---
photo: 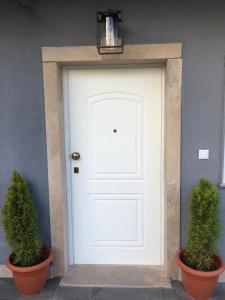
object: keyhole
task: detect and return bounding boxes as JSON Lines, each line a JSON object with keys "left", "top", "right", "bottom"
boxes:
{"left": 113, "top": 129, "right": 117, "bottom": 133}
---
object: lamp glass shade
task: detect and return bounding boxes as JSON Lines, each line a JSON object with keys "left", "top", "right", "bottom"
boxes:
{"left": 97, "top": 10, "right": 123, "bottom": 54}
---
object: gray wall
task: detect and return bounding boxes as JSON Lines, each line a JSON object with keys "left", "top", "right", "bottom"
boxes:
{"left": 0, "top": 0, "right": 225, "bottom": 263}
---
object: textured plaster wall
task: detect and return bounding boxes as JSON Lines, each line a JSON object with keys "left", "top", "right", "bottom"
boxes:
{"left": 0, "top": 0, "right": 225, "bottom": 262}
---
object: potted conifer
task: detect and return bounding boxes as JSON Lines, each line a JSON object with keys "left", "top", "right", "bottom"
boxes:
{"left": 176, "top": 178, "right": 225, "bottom": 300}
{"left": 2, "top": 171, "right": 53, "bottom": 296}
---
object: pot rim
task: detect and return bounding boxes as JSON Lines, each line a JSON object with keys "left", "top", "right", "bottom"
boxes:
{"left": 6, "top": 246, "right": 53, "bottom": 273}
{"left": 176, "top": 250, "right": 225, "bottom": 278}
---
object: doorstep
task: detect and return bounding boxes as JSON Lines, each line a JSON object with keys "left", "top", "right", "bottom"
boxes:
{"left": 60, "top": 265, "right": 171, "bottom": 288}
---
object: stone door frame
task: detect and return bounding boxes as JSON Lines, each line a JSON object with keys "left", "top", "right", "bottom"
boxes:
{"left": 41, "top": 43, "right": 182, "bottom": 278}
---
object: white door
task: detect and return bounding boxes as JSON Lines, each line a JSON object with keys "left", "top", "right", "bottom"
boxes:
{"left": 66, "top": 67, "right": 164, "bottom": 265}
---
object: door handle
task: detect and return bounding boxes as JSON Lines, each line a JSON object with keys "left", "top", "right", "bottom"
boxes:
{"left": 71, "top": 152, "right": 80, "bottom": 160}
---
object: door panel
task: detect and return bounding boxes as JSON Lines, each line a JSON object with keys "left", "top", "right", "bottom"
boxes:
{"left": 67, "top": 67, "right": 164, "bottom": 265}
{"left": 88, "top": 93, "right": 143, "bottom": 179}
{"left": 89, "top": 194, "right": 143, "bottom": 247}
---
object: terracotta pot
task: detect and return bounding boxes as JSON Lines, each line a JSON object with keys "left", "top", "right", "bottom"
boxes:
{"left": 176, "top": 250, "right": 225, "bottom": 300}
{"left": 6, "top": 246, "right": 53, "bottom": 297}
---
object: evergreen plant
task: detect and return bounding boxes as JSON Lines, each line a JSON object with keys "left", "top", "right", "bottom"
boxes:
{"left": 183, "top": 178, "right": 221, "bottom": 271}
{"left": 2, "top": 171, "right": 43, "bottom": 267}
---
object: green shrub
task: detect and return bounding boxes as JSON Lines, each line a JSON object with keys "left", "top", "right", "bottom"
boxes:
{"left": 183, "top": 178, "right": 221, "bottom": 271}
{"left": 2, "top": 171, "right": 43, "bottom": 267}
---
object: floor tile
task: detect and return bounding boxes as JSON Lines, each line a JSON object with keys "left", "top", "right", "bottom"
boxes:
{"left": 212, "top": 284, "right": 225, "bottom": 300}
{"left": 0, "top": 277, "right": 60, "bottom": 299}
{"left": 171, "top": 280, "right": 193, "bottom": 299}
{"left": 0, "top": 278, "right": 21, "bottom": 299}
{"left": 91, "top": 287, "right": 161, "bottom": 300}
{"left": 0, "top": 278, "right": 224, "bottom": 300}
{"left": 160, "top": 288, "right": 192, "bottom": 299}
{"left": 54, "top": 286, "right": 91, "bottom": 300}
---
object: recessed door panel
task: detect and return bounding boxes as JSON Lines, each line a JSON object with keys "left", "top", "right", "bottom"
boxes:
{"left": 88, "top": 93, "right": 143, "bottom": 179}
{"left": 89, "top": 194, "right": 143, "bottom": 247}
{"left": 66, "top": 67, "right": 164, "bottom": 265}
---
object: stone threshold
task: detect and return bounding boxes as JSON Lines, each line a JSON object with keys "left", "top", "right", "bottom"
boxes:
{"left": 60, "top": 265, "right": 171, "bottom": 288}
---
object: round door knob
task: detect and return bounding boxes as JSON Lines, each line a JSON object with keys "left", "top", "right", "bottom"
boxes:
{"left": 71, "top": 152, "right": 80, "bottom": 160}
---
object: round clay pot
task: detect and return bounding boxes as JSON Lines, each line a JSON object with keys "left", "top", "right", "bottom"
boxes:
{"left": 176, "top": 250, "right": 225, "bottom": 300}
{"left": 6, "top": 246, "right": 53, "bottom": 297}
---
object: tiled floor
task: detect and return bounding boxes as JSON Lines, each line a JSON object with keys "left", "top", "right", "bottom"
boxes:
{"left": 0, "top": 278, "right": 224, "bottom": 299}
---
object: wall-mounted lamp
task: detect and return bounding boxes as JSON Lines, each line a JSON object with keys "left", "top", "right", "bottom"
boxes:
{"left": 96, "top": 9, "right": 123, "bottom": 54}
